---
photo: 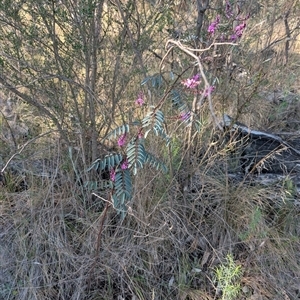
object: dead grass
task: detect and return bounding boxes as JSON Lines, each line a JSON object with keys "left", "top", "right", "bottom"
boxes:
{"left": 1, "top": 132, "right": 300, "bottom": 299}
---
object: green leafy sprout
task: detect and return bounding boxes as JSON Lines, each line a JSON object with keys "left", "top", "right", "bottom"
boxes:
{"left": 214, "top": 254, "right": 243, "bottom": 300}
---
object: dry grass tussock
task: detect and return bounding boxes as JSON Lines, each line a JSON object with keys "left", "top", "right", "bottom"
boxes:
{"left": 1, "top": 127, "right": 300, "bottom": 300}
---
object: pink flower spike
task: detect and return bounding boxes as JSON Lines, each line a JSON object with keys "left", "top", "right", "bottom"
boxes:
{"left": 182, "top": 74, "right": 200, "bottom": 89}
{"left": 204, "top": 86, "right": 215, "bottom": 97}
{"left": 208, "top": 15, "right": 220, "bottom": 34}
{"left": 110, "top": 168, "right": 116, "bottom": 181}
{"left": 192, "top": 74, "right": 200, "bottom": 81}
{"left": 135, "top": 92, "right": 144, "bottom": 106}
{"left": 138, "top": 129, "right": 143, "bottom": 139}
{"left": 118, "top": 134, "right": 126, "bottom": 147}
{"left": 121, "top": 159, "right": 129, "bottom": 170}
{"left": 235, "top": 22, "right": 246, "bottom": 38}
{"left": 230, "top": 34, "right": 238, "bottom": 42}
{"left": 180, "top": 111, "right": 191, "bottom": 121}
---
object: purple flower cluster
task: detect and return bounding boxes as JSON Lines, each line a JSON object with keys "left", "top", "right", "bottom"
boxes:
{"left": 182, "top": 74, "right": 200, "bottom": 89}
{"left": 231, "top": 22, "right": 246, "bottom": 41}
{"left": 118, "top": 134, "right": 126, "bottom": 147}
{"left": 110, "top": 168, "right": 116, "bottom": 181}
{"left": 135, "top": 92, "right": 144, "bottom": 106}
{"left": 225, "top": 1, "right": 233, "bottom": 19}
{"left": 207, "top": 2, "right": 249, "bottom": 42}
{"left": 179, "top": 111, "right": 191, "bottom": 121}
{"left": 208, "top": 15, "right": 220, "bottom": 34}
{"left": 109, "top": 159, "right": 128, "bottom": 181}
{"left": 121, "top": 159, "right": 129, "bottom": 170}
{"left": 204, "top": 86, "right": 215, "bottom": 97}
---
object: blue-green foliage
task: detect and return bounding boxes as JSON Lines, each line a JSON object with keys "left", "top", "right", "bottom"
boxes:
{"left": 112, "top": 169, "right": 132, "bottom": 219}
{"left": 145, "top": 151, "right": 168, "bottom": 173}
{"left": 88, "top": 153, "right": 123, "bottom": 172}
{"left": 87, "top": 153, "right": 123, "bottom": 195}
{"left": 171, "top": 89, "right": 184, "bottom": 108}
{"left": 84, "top": 179, "right": 114, "bottom": 191}
{"left": 126, "top": 138, "right": 146, "bottom": 175}
{"left": 88, "top": 70, "right": 197, "bottom": 217}
{"left": 141, "top": 74, "right": 163, "bottom": 89}
{"left": 171, "top": 89, "right": 188, "bottom": 112}
{"left": 89, "top": 111, "right": 168, "bottom": 217}
{"left": 142, "top": 107, "right": 170, "bottom": 145}
{"left": 105, "top": 124, "right": 129, "bottom": 140}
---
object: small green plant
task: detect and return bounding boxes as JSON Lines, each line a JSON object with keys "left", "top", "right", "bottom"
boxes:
{"left": 283, "top": 176, "right": 297, "bottom": 199}
{"left": 239, "top": 205, "right": 264, "bottom": 241}
{"left": 214, "top": 254, "right": 243, "bottom": 300}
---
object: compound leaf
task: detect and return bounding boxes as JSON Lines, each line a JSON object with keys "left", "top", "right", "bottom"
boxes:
{"left": 88, "top": 153, "right": 123, "bottom": 172}
{"left": 106, "top": 124, "right": 129, "bottom": 140}
{"left": 112, "top": 169, "right": 133, "bottom": 218}
{"left": 141, "top": 74, "right": 163, "bottom": 89}
{"left": 126, "top": 139, "right": 146, "bottom": 175}
{"left": 145, "top": 152, "right": 168, "bottom": 173}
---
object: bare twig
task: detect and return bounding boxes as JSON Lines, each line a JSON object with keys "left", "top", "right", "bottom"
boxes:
{"left": 166, "top": 39, "right": 223, "bottom": 132}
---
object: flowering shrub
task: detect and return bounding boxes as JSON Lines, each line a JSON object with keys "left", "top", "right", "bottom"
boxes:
{"left": 88, "top": 1, "right": 250, "bottom": 218}
{"left": 207, "top": 1, "right": 249, "bottom": 43}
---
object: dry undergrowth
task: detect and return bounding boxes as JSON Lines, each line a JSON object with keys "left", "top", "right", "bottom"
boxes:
{"left": 1, "top": 118, "right": 300, "bottom": 300}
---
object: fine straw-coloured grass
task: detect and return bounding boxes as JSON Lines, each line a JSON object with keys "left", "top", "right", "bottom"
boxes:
{"left": 1, "top": 122, "right": 300, "bottom": 299}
